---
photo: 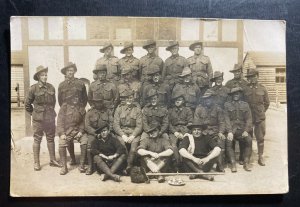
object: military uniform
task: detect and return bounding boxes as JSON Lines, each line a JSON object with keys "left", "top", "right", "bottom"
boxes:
{"left": 244, "top": 76, "right": 269, "bottom": 165}
{"left": 163, "top": 54, "right": 188, "bottom": 88}
{"left": 25, "top": 66, "right": 60, "bottom": 171}
{"left": 57, "top": 95, "right": 87, "bottom": 175}
{"left": 119, "top": 56, "right": 140, "bottom": 80}
{"left": 224, "top": 87, "right": 253, "bottom": 172}
{"left": 139, "top": 54, "right": 164, "bottom": 84}
{"left": 172, "top": 82, "right": 200, "bottom": 111}
{"left": 95, "top": 56, "right": 120, "bottom": 83}
{"left": 88, "top": 79, "right": 119, "bottom": 111}
{"left": 114, "top": 98, "right": 143, "bottom": 170}
{"left": 211, "top": 85, "right": 230, "bottom": 108}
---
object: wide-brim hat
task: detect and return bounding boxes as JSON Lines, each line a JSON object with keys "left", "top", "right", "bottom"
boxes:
{"left": 146, "top": 89, "right": 158, "bottom": 99}
{"left": 93, "top": 64, "right": 107, "bottom": 74}
{"left": 229, "top": 63, "right": 243, "bottom": 73}
{"left": 179, "top": 67, "right": 192, "bottom": 77}
{"left": 202, "top": 89, "right": 216, "bottom": 98}
{"left": 187, "top": 120, "right": 207, "bottom": 130}
{"left": 100, "top": 42, "right": 113, "bottom": 53}
{"left": 189, "top": 41, "right": 203, "bottom": 51}
{"left": 171, "top": 91, "right": 185, "bottom": 100}
{"left": 61, "top": 62, "right": 77, "bottom": 75}
{"left": 120, "top": 42, "right": 134, "bottom": 54}
{"left": 33, "top": 65, "right": 48, "bottom": 81}
{"left": 229, "top": 87, "right": 243, "bottom": 95}
{"left": 119, "top": 85, "right": 133, "bottom": 97}
{"left": 143, "top": 40, "right": 156, "bottom": 49}
{"left": 147, "top": 64, "right": 161, "bottom": 76}
{"left": 210, "top": 71, "right": 224, "bottom": 82}
{"left": 166, "top": 40, "right": 179, "bottom": 51}
{"left": 145, "top": 125, "right": 160, "bottom": 134}
{"left": 95, "top": 123, "right": 109, "bottom": 134}
{"left": 245, "top": 68, "right": 259, "bottom": 77}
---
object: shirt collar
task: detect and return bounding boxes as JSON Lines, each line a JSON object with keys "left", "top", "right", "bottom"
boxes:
{"left": 38, "top": 82, "right": 47, "bottom": 88}
{"left": 171, "top": 54, "right": 179, "bottom": 59}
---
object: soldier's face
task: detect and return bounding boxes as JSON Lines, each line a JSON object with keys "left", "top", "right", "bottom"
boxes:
{"left": 215, "top": 77, "right": 223, "bottom": 86}
{"left": 204, "top": 98, "right": 213, "bottom": 107}
{"left": 126, "top": 95, "right": 134, "bottom": 105}
{"left": 72, "top": 97, "right": 79, "bottom": 105}
{"left": 233, "top": 70, "right": 242, "bottom": 79}
{"left": 98, "top": 71, "right": 107, "bottom": 80}
{"left": 170, "top": 46, "right": 179, "bottom": 55}
{"left": 123, "top": 73, "right": 131, "bottom": 81}
{"left": 150, "top": 95, "right": 158, "bottom": 106}
{"left": 192, "top": 128, "right": 202, "bottom": 138}
{"left": 232, "top": 92, "right": 241, "bottom": 101}
{"left": 125, "top": 47, "right": 133, "bottom": 56}
{"left": 100, "top": 127, "right": 109, "bottom": 139}
{"left": 38, "top": 72, "right": 47, "bottom": 83}
{"left": 147, "top": 45, "right": 156, "bottom": 54}
{"left": 65, "top": 68, "right": 75, "bottom": 79}
{"left": 149, "top": 129, "right": 159, "bottom": 138}
{"left": 194, "top": 45, "right": 202, "bottom": 55}
{"left": 175, "top": 97, "right": 184, "bottom": 107}
{"left": 104, "top": 47, "right": 113, "bottom": 56}
{"left": 184, "top": 75, "right": 192, "bottom": 83}
{"left": 152, "top": 73, "right": 161, "bottom": 83}
{"left": 247, "top": 75, "right": 258, "bottom": 84}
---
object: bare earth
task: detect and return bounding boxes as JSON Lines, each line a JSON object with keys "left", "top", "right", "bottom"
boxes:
{"left": 10, "top": 109, "right": 288, "bottom": 196}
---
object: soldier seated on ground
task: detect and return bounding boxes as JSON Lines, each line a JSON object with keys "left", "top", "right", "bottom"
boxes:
{"left": 113, "top": 87, "right": 143, "bottom": 174}
{"left": 179, "top": 121, "right": 221, "bottom": 181}
{"left": 137, "top": 126, "right": 174, "bottom": 183}
{"left": 57, "top": 93, "right": 87, "bottom": 175}
{"left": 168, "top": 91, "right": 193, "bottom": 172}
{"left": 89, "top": 123, "right": 127, "bottom": 182}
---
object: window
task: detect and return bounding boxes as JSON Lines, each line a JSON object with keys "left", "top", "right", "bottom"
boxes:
{"left": 158, "top": 19, "right": 177, "bottom": 40}
{"left": 275, "top": 68, "right": 286, "bottom": 83}
{"left": 203, "top": 20, "right": 218, "bottom": 41}
{"left": 67, "top": 17, "right": 86, "bottom": 40}
{"left": 87, "top": 17, "right": 110, "bottom": 40}
{"left": 222, "top": 20, "right": 237, "bottom": 41}
{"left": 136, "top": 18, "right": 154, "bottom": 40}
{"left": 112, "top": 18, "right": 132, "bottom": 40}
{"left": 181, "top": 19, "right": 200, "bottom": 40}
{"left": 48, "top": 17, "right": 63, "bottom": 40}
{"left": 28, "top": 17, "right": 44, "bottom": 40}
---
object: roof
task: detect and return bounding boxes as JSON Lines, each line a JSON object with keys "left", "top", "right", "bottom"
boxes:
{"left": 244, "top": 52, "right": 286, "bottom": 67}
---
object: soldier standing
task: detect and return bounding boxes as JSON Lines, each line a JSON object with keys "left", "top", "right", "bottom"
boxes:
{"left": 95, "top": 42, "right": 120, "bottom": 84}
{"left": 187, "top": 41, "right": 213, "bottom": 94}
{"left": 113, "top": 88, "right": 143, "bottom": 173}
{"left": 163, "top": 41, "right": 188, "bottom": 89}
{"left": 172, "top": 67, "right": 201, "bottom": 112}
{"left": 57, "top": 93, "right": 87, "bottom": 175}
{"left": 25, "top": 66, "right": 61, "bottom": 171}
{"left": 244, "top": 69, "right": 270, "bottom": 166}
{"left": 58, "top": 62, "right": 88, "bottom": 166}
{"left": 168, "top": 90, "right": 193, "bottom": 171}
{"left": 141, "top": 64, "right": 171, "bottom": 108}
{"left": 210, "top": 71, "right": 230, "bottom": 108}
{"left": 88, "top": 64, "right": 119, "bottom": 111}
{"left": 139, "top": 40, "right": 164, "bottom": 85}
{"left": 118, "top": 42, "right": 140, "bottom": 80}
{"left": 141, "top": 89, "right": 169, "bottom": 141}
{"left": 225, "top": 63, "right": 249, "bottom": 92}
{"left": 224, "top": 87, "right": 253, "bottom": 172}
{"left": 194, "top": 89, "right": 226, "bottom": 172}
{"left": 85, "top": 95, "right": 114, "bottom": 175}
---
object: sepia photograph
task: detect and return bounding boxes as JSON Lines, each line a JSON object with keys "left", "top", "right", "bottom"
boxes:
{"left": 10, "top": 16, "right": 287, "bottom": 196}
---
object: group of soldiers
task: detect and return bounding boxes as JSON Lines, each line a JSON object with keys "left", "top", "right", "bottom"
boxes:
{"left": 25, "top": 40, "right": 270, "bottom": 183}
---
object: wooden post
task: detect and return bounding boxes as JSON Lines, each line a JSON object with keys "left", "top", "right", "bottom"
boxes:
{"left": 16, "top": 83, "right": 20, "bottom": 107}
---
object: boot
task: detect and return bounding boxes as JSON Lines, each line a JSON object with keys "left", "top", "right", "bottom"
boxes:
{"left": 257, "top": 142, "right": 265, "bottom": 166}
{"left": 238, "top": 141, "right": 245, "bottom": 165}
{"left": 226, "top": 141, "right": 237, "bottom": 173}
{"left": 258, "top": 155, "right": 265, "bottom": 166}
{"left": 199, "top": 174, "right": 214, "bottom": 181}
{"left": 59, "top": 147, "right": 68, "bottom": 175}
{"left": 96, "top": 157, "right": 121, "bottom": 182}
{"left": 47, "top": 142, "right": 62, "bottom": 167}
{"left": 78, "top": 145, "right": 87, "bottom": 173}
{"left": 85, "top": 149, "right": 93, "bottom": 175}
{"left": 33, "top": 142, "right": 41, "bottom": 171}
{"left": 216, "top": 150, "right": 225, "bottom": 172}
{"left": 67, "top": 141, "right": 76, "bottom": 165}
{"left": 243, "top": 142, "right": 252, "bottom": 171}
{"left": 243, "top": 159, "right": 252, "bottom": 171}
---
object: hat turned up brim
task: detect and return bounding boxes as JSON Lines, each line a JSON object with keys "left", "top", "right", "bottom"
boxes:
{"left": 33, "top": 66, "right": 48, "bottom": 81}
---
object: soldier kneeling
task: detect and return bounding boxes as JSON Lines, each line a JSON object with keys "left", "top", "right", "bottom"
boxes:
{"left": 57, "top": 93, "right": 87, "bottom": 175}
{"left": 179, "top": 121, "right": 221, "bottom": 181}
{"left": 137, "top": 126, "right": 174, "bottom": 183}
{"left": 89, "top": 123, "right": 127, "bottom": 182}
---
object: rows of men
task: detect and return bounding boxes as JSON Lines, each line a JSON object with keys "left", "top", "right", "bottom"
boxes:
{"left": 25, "top": 40, "right": 270, "bottom": 183}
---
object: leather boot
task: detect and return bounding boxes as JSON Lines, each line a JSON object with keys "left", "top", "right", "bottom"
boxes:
{"left": 59, "top": 147, "right": 68, "bottom": 175}
{"left": 257, "top": 142, "right": 265, "bottom": 166}
{"left": 258, "top": 155, "right": 265, "bottom": 166}
{"left": 47, "top": 142, "right": 62, "bottom": 167}
{"left": 33, "top": 142, "right": 41, "bottom": 171}
{"left": 78, "top": 144, "right": 87, "bottom": 173}
{"left": 238, "top": 141, "right": 245, "bottom": 165}
{"left": 227, "top": 146, "right": 237, "bottom": 173}
{"left": 85, "top": 149, "right": 93, "bottom": 175}
{"left": 67, "top": 141, "right": 76, "bottom": 165}
{"left": 96, "top": 157, "right": 121, "bottom": 182}
{"left": 216, "top": 150, "right": 225, "bottom": 172}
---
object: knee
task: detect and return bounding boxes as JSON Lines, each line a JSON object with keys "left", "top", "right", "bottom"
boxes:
{"left": 119, "top": 153, "right": 127, "bottom": 161}
{"left": 93, "top": 155, "right": 102, "bottom": 163}
{"left": 33, "top": 135, "right": 42, "bottom": 144}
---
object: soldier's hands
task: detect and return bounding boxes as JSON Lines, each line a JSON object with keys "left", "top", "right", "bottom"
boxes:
{"left": 193, "top": 157, "right": 203, "bottom": 165}
{"left": 107, "top": 155, "right": 116, "bottom": 160}
{"left": 60, "top": 135, "right": 67, "bottom": 140}
{"left": 174, "top": 132, "right": 180, "bottom": 138}
{"left": 227, "top": 132, "right": 234, "bottom": 141}
{"left": 200, "top": 157, "right": 210, "bottom": 165}
{"left": 151, "top": 152, "right": 159, "bottom": 159}
{"left": 128, "top": 135, "right": 135, "bottom": 143}
{"left": 242, "top": 131, "right": 249, "bottom": 138}
{"left": 122, "top": 135, "right": 128, "bottom": 143}
{"left": 218, "top": 133, "right": 226, "bottom": 140}
{"left": 76, "top": 132, "right": 82, "bottom": 138}
{"left": 99, "top": 154, "right": 109, "bottom": 160}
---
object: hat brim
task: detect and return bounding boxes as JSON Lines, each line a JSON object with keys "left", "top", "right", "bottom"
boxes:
{"left": 229, "top": 68, "right": 242, "bottom": 73}
{"left": 229, "top": 90, "right": 243, "bottom": 95}
{"left": 143, "top": 43, "right": 156, "bottom": 49}
{"left": 210, "top": 75, "right": 223, "bottom": 81}
{"left": 166, "top": 43, "right": 179, "bottom": 51}
{"left": 172, "top": 95, "right": 185, "bottom": 100}
{"left": 93, "top": 68, "right": 107, "bottom": 74}
{"left": 99, "top": 45, "right": 113, "bottom": 53}
{"left": 95, "top": 125, "right": 109, "bottom": 134}
{"left": 61, "top": 64, "right": 77, "bottom": 75}
{"left": 145, "top": 126, "right": 159, "bottom": 134}
{"left": 179, "top": 73, "right": 192, "bottom": 77}
{"left": 33, "top": 68, "right": 48, "bottom": 81}
{"left": 189, "top": 42, "right": 203, "bottom": 51}
{"left": 120, "top": 46, "right": 133, "bottom": 54}
{"left": 187, "top": 123, "right": 207, "bottom": 130}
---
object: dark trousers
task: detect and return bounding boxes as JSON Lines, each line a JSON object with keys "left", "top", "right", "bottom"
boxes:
{"left": 183, "top": 157, "right": 217, "bottom": 173}
{"left": 32, "top": 119, "right": 55, "bottom": 143}
{"left": 254, "top": 120, "right": 266, "bottom": 155}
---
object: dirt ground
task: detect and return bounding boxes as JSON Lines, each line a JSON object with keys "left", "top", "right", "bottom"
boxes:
{"left": 10, "top": 108, "right": 288, "bottom": 196}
